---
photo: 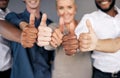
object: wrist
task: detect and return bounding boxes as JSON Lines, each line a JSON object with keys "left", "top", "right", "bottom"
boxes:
{"left": 19, "top": 22, "right": 29, "bottom": 30}
{"left": 44, "top": 45, "right": 55, "bottom": 50}
{"left": 95, "top": 39, "right": 101, "bottom": 51}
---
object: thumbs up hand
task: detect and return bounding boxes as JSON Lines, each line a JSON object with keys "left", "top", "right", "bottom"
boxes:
{"left": 79, "top": 19, "right": 98, "bottom": 52}
{"left": 62, "top": 22, "right": 79, "bottom": 56}
{"left": 37, "top": 13, "right": 52, "bottom": 47}
{"left": 50, "top": 17, "right": 64, "bottom": 48}
{"left": 21, "top": 13, "right": 38, "bottom": 48}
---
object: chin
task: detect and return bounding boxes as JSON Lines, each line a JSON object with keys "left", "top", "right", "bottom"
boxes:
{"left": 64, "top": 20, "right": 71, "bottom": 24}
{"left": 65, "top": 22, "right": 70, "bottom": 24}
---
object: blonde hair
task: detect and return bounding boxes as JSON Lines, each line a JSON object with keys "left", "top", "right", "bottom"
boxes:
{"left": 56, "top": 0, "right": 77, "bottom": 11}
{"left": 56, "top": 0, "right": 76, "bottom": 5}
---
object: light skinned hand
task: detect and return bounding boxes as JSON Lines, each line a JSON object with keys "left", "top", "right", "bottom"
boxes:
{"left": 50, "top": 17, "right": 64, "bottom": 48}
{"left": 79, "top": 19, "right": 98, "bottom": 52}
{"left": 21, "top": 13, "right": 38, "bottom": 48}
{"left": 37, "top": 13, "right": 52, "bottom": 47}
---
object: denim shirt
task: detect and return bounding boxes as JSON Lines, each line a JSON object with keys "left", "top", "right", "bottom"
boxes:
{"left": 5, "top": 9, "right": 54, "bottom": 78}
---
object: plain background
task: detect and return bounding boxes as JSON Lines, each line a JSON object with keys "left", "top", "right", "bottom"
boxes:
{"left": 8, "top": 0, "right": 120, "bottom": 22}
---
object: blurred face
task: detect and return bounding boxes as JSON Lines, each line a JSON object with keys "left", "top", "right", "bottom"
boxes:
{"left": 95, "top": 0, "right": 115, "bottom": 12}
{"left": 57, "top": 0, "right": 77, "bottom": 24}
{"left": 23, "top": 0, "right": 40, "bottom": 9}
{"left": 0, "top": 0, "right": 9, "bottom": 10}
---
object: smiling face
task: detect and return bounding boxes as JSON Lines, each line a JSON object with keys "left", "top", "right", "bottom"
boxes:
{"left": 95, "top": 0, "right": 115, "bottom": 12}
{"left": 56, "top": 0, "right": 77, "bottom": 24}
{"left": 0, "top": 0, "right": 9, "bottom": 11}
{"left": 23, "top": 0, "right": 40, "bottom": 9}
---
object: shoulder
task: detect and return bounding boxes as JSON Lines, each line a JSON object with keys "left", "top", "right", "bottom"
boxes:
{"left": 5, "top": 12, "right": 18, "bottom": 20}
{"left": 6, "top": 12, "right": 17, "bottom": 16}
{"left": 5, "top": 12, "right": 22, "bottom": 19}
{"left": 82, "top": 11, "right": 98, "bottom": 19}
{"left": 116, "top": 7, "right": 120, "bottom": 14}
{"left": 78, "top": 11, "right": 99, "bottom": 24}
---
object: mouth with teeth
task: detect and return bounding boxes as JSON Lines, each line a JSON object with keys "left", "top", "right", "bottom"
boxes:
{"left": 101, "top": 1, "right": 109, "bottom": 5}
{"left": 98, "top": 0, "right": 111, "bottom": 5}
{"left": 30, "top": 0, "right": 36, "bottom": 4}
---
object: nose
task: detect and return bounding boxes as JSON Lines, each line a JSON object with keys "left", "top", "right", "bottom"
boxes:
{"left": 63, "top": 9, "right": 69, "bottom": 15}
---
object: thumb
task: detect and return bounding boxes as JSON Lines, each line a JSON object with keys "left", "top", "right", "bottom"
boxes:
{"left": 29, "top": 13, "right": 35, "bottom": 27}
{"left": 69, "top": 22, "right": 75, "bottom": 35}
{"left": 40, "top": 13, "right": 47, "bottom": 26}
{"left": 86, "top": 19, "right": 94, "bottom": 34}
{"left": 59, "top": 17, "right": 64, "bottom": 33}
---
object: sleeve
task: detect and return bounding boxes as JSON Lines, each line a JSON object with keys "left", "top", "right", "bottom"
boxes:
{"left": 75, "top": 14, "right": 90, "bottom": 39}
{"left": 5, "top": 12, "right": 24, "bottom": 28}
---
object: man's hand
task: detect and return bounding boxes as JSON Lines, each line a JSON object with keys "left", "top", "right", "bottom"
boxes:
{"left": 62, "top": 22, "right": 78, "bottom": 56}
{"left": 37, "top": 13, "right": 52, "bottom": 47}
{"left": 79, "top": 19, "right": 98, "bottom": 52}
{"left": 50, "top": 17, "right": 64, "bottom": 48}
{"left": 21, "top": 13, "right": 38, "bottom": 48}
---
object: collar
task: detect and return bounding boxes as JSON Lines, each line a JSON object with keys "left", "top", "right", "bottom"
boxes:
{"left": 23, "top": 9, "right": 43, "bottom": 26}
{"left": 98, "top": 6, "right": 120, "bottom": 18}
{"left": 23, "top": 9, "right": 42, "bottom": 19}
{"left": 0, "top": 8, "right": 10, "bottom": 15}
{"left": 23, "top": 9, "right": 30, "bottom": 19}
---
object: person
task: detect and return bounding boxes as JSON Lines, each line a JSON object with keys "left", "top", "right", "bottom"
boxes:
{"left": 75, "top": 0, "right": 120, "bottom": 78}
{"left": 50, "top": 0, "right": 92, "bottom": 78}
{"left": 0, "top": 0, "right": 12, "bottom": 78}
{"left": 5, "top": 0, "right": 54, "bottom": 78}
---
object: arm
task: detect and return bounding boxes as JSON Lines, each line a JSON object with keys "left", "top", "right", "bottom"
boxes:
{"left": 95, "top": 38, "right": 120, "bottom": 53}
{"left": 0, "top": 20, "right": 21, "bottom": 43}
{"left": 5, "top": 12, "right": 38, "bottom": 48}
{"left": 78, "top": 19, "right": 120, "bottom": 53}
{"left": 5, "top": 12, "right": 25, "bottom": 28}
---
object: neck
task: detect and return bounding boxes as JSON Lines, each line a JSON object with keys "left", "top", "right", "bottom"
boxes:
{"left": 65, "top": 20, "right": 78, "bottom": 30}
{"left": 27, "top": 7, "right": 40, "bottom": 19}
{"left": 106, "top": 7, "right": 118, "bottom": 17}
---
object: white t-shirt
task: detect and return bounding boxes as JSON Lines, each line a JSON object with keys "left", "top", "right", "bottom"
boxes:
{"left": 75, "top": 6, "right": 120, "bottom": 73}
{"left": 0, "top": 8, "right": 12, "bottom": 71}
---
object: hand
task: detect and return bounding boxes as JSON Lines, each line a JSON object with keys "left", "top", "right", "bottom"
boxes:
{"left": 21, "top": 13, "right": 38, "bottom": 48}
{"left": 62, "top": 22, "right": 78, "bottom": 56}
{"left": 50, "top": 17, "right": 64, "bottom": 48}
{"left": 37, "top": 13, "right": 52, "bottom": 47}
{"left": 79, "top": 19, "right": 98, "bottom": 52}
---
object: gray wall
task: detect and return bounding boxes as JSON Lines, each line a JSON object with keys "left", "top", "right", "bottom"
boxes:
{"left": 8, "top": 0, "right": 120, "bottom": 22}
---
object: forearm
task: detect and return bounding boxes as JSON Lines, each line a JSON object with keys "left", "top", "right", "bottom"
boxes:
{"left": 0, "top": 20, "right": 21, "bottom": 43}
{"left": 95, "top": 38, "right": 120, "bottom": 53}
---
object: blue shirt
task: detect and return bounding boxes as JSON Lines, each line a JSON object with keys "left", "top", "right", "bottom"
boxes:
{"left": 5, "top": 9, "right": 54, "bottom": 78}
